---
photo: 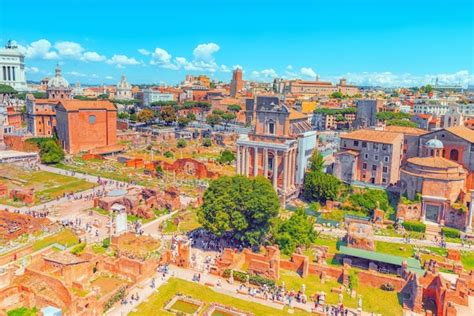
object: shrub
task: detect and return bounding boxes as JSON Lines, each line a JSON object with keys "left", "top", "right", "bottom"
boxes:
{"left": 222, "top": 269, "right": 275, "bottom": 287}
{"left": 442, "top": 227, "right": 461, "bottom": 239}
{"left": 381, "top": 282, "right": 395, "bottom": 291}
{"left": 216, "top": 149, "right": 235, "bottom": 164}
{"left": 202, "top": 138, "right": 212, "bottom": 147}
{"left": 70, "top": 242, "right": 86, "bottom": 255}
{"left": 402, "top": 221, "right": 426, "bottom": 233}
{"left": 102, "top": 238, "right": 110, "bottom": 249}
{"left": 348, "top": 270, "right": 359, "bottom": 290}
{"left": 177, "top": 139, "right": 187, "bottom": 148}
{"left": 164, "top": 151, "right": 174, "bottom": 158}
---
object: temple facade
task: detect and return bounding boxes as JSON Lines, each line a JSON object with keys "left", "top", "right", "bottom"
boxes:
{"left": 236, "top": 96, "right": 316, "bottom": 203}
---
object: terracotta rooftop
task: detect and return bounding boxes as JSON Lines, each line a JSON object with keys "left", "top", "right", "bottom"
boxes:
{"left": 59, "top": 100, "right": 117, "bottom": 111}
{"left": 289, "top": 109, "right": 308, "bottom": 120}
{"left": 416, "top": 114, "right": 431, "bottom": 119}
{"left": 340, "top": 129, "right": 402, "bottom": 144}
{"left": 445, "top": 126, "right": 474, "bottom": 143}
{"left": 407, "top": 157, "right": 462, "bottom": 169}
{"left": 383, "top": 125, "right": 428, "bottom": 136}
{"left": 35, "top": 99, "right": 60, "bottom": 105}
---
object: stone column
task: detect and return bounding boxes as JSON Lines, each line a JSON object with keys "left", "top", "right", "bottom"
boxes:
{"left": 272, "top": 150, "right": 278, "bottom": 189}
{"left": 263, "top": 149, "right": 268, "bottom": 178}
{"left": 466, "top": 190, "right": 474, "bottom": 233}
{"left": 290, "top": 148, "right": 295, "bottom": 187}
{"left": 420, "top": 201, "right": 426, "bottom": 222}
{"left": 244, "top": 147, "right": 249, "bottom": 176}
{"left": 253, "top": 147, "right": 258, "bottom": 177}
{"left": 283, "top": 151, "right": 288, "bottom": 194}
{"left": 236, "top": 146, "right": 241, "bottom": 174}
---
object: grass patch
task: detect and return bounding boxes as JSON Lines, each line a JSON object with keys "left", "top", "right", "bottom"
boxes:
{"left": 278, "top": 269, "right": 402, "bottom": 316}
{"left": 461, "top": 251, "right": 474, "bottom": 271}
{"left": 32, "top": 229, "right": 79, "bottom": 251}
{"left": 131, "top": 278, "right": 312, "bottom": 316}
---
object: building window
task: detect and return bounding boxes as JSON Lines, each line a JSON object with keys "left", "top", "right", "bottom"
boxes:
{"left": 382, "top": 178, "right": 387, "bottom": 184}
{"left": 362, "top": 163, "right": 367, "bottom": 170}
{"left": 384, "top": 156, "right": 389, "bottom": 163}
{"left": 89, "top": 115, "right": 96, "bottom": 124}
{"left": 2, "top": 66, "right": 6, "bottom": 81}
{"left": 449, "top": 149, "right": 459, "bottom": 161}
{"left": 362, "top": 142, "right": 367, "bottom": 148}
{"left": 374, "top": 155, "right": 378, "bottom": 161}
{"left": 383, "top": 166, "right": 388, "bottom": 173}
{"left": 373, "top": 143, "right": 379, "bottom": 151}
{"left": 268, "top": 121, "right": 275, "bottom": 135}
{"left": 353, "top": 140, "right": 359, "bottom": 146}
{"left": 268, "top": 156, "right": 274, "bottom": 171}
{"left": 372, "top": 165, "right": 377, "bottom": 171}
{"left": 364, "top": 153, "right": 368, "bottom": 159}
{"left": 382, "top": 144, "right": 388, "bottom": 151}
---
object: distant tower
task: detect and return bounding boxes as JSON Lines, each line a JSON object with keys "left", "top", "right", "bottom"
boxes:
{"left": 46, "top": 65, "right": 72, "bottom": 100}
{"left": 230, "top": 68, "right": 243, "bottom": 97}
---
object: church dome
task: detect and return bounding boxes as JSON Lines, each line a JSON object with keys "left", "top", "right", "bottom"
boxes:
{"left": 48, "top": 66, "right": 69, "bottom": 88}
{"left": 425, "top": 138, "right": 444, "bottom": 149}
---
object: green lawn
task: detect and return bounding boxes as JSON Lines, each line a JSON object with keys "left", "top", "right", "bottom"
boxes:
{"left": 0, "top": 166, "right": 96, "bottom": 206}
{"left": 32, "top": 229, "right": 79, "bottom": 251}
{"left": 375, "top": 240, "right": 415, "bottom": 258}
{"left": 461, "top": 251, "right": 474, "bottom": 271}
{"left": 278, "top": 269, "right": 403, "bottom": 316}
{"left": 131, "top": 278, "right": 312, "bottom": 316}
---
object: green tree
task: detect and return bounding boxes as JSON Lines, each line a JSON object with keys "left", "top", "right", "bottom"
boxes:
{"left": 308, "top": 150, "right": 324, "bottom": 173}
{"left": 212, "top": 109, "right": 225, "bottom": 116}
{"left": 0, "top": 84, "right": 17, "bottom": 94}
{"left": 177, "top": 139, "right": 187, "bottom": 148}
{"left": 304, "top": 171, "right": 341, "bottom": 203}
{"left": 118, "top": 112, "right": 130, "bottom": 119}
{"left": 330, "top": 91, "right": 344, "bottom": 99}
{"left": 198, "top": 175, "right": 280, "bottom": 246}
{"left": 271, "top": 208, "right": 317, "bottom": 255}
{"left": 217, "top": 149, "right": 235, "bottom": 164}
{"left": 348, "top": 189, "right": 391, "bottom": 215}
{"left": 221, "top": 112, "right": 236, "bottom": 130}
{"left": 386, "top": 119, "right": 417, "bottom": 128}
{"left": 129, "top": 113, "right": 137, "bottom": 122}
{"left": 206, "top": 114, "right": 222, "bottom": 128}
{"left": 27, "top": 138, "right": 65, "bottom": 164}
{"left": 158, "top": 105, "right": 177, "bottom": 125}
{"left": 155, "top": 165, "right": 164, "bottom": 178}
{"left": 177, "top": 116, "right": 191, "bottom": 128}
{"left": 202, "top": 138, "right": 212, "bottom": 147}
{"left": 227, "top": 104, "right": 241, "bottom": 113}
{"left": 150, "top": 100, "right": 178, "bottom": 107}
{"left": 137, "top": 108, "right": 155, "bottom": 123}
{"left": 186, "top": 112, "right": 196, "bottom": 121}
{"left": 7, "top": 307, "right": 38, "bottom": 316}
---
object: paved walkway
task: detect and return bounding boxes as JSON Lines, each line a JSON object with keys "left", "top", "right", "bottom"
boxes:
{"left": 317, "top": 227, "right": 474, "bottom": 252}
{"left": 107, "top": 265, "right": 376, "bottom": 316}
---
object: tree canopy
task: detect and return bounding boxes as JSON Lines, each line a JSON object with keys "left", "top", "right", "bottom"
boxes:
{"left": 137, "top": 108, "right": 155, "bottom": 123}
{"left": 227, "top": 104, "right": 242, "bottom": 112}
{"left": 0, "top": 84, "right": 17, "bottom": 94}
{"left": 206, "top": 113, "right": 222, "bottom": 128}
{"left": 308, "top": 150, "right": 324, "bottom": 173}
{"left": 198, "top": 175, "right": 280, "bottom": 247}
{"left": 304, "top": 170, "right": 342, "bottom": 203}
{"left": 27, "top": 138, "right": 65, "bottom": 164}
{"left": 158, "top": 106, "right": 177, "bottom": 125}
{"left": 216, "top": 149, "right": 235, "bottom": 164}
{"left": 271, "top": 208, "right": 317, "bottom": 255}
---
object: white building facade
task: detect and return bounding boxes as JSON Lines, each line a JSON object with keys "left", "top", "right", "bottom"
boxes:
{"left": 143, "top": 89, "right": 174, "bottom": 106}
{"left": 0, "top": 41, "right": 27, "bottom": 91}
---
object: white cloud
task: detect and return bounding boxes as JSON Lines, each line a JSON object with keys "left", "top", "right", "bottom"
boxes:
{"left": 67, "top": 71, "right": 86, "bottom": 77}
{"left": 286, "top": 65, "right": 293, "bottom": 70}
{"left": 138, "top": 48, "right": 151, "bottom": 56}
{"left": 300, "top": 67, "right": 317, "bottom": 78}
{"left": 107, "top": 54, "right": 141, "bottom": 67}
{"left": 233, "top": 65, "right": 243, "bottom": 70}
{"left": 252, "top": 68, "right": 278, "bottom": 79}
{"left": 193, "top": 43, "right": 220, "bottom": 61}
{"left": 18, "top": 39, "right": 59, "bottom": 59}
{"left": 25, "top": 66, "right": 39, "bottom": 73}
{"left": 220, "top": 65, "right": 230, "bottom": 73}
{"left": 82, "top": 51, "right": 106, "bottom": 62}
{"left": 55, "top": 41, "right": 84, "bottom": 58}
{"left": 105, "top": 75, "right": 114, "bottom": 80}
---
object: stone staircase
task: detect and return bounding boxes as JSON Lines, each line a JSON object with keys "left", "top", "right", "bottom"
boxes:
{"left": 425, "top": 223, "right": 442, "bottom": 241}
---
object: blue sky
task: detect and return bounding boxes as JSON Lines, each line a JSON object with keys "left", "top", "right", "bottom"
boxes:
{"left": 0, "top": 0, "right": 472, "bottom": 86}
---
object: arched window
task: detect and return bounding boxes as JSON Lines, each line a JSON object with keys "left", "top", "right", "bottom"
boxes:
{"left": 450, "top": 149, "right": 459, "bottom": 161}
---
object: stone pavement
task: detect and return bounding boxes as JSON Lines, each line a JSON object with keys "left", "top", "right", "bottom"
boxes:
{"left": 107, "top": 265, "right": 375, "bottom": 316}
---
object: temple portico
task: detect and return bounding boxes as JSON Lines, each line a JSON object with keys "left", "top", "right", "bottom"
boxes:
{"left": 236, "top": 136, "right": 298, "bottom": 197}
{"left": 235, "top": 96, "right": 316, "bottom": 203}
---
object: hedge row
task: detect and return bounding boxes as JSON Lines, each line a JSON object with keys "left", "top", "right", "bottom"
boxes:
{"left": 222, "top": 269, "right": 275, "bottom": 287}
{"left": 402, "top": 221, "right": 426, "bottom": 233}
{"left": 441, "top": 227, "right": 461, "bottom": 239}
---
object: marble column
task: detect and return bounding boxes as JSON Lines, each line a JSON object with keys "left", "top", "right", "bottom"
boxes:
{"left": 466, "top": 190, "right": 474, "bottom": 233}
{"left": 253, "top": 147, "right": 258, "bottom": 177}
{"left": 236, "top": 146, "right": 241, "bottom": 174}
{"left": 272, "top": 150, "right": 278, "bottom": 189}
{"left": 283, "top": 151, "right": 288, "bottom": 194}
{"left": 263, "top": 149, "right": 268, "bottom": 178}
{"left": 244, "top": 147, "right": 249, "bottom": 176}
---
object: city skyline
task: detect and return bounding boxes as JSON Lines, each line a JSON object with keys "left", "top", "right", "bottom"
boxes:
{"left": 0, "top": 0, "right": 473, "bottom": 87}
